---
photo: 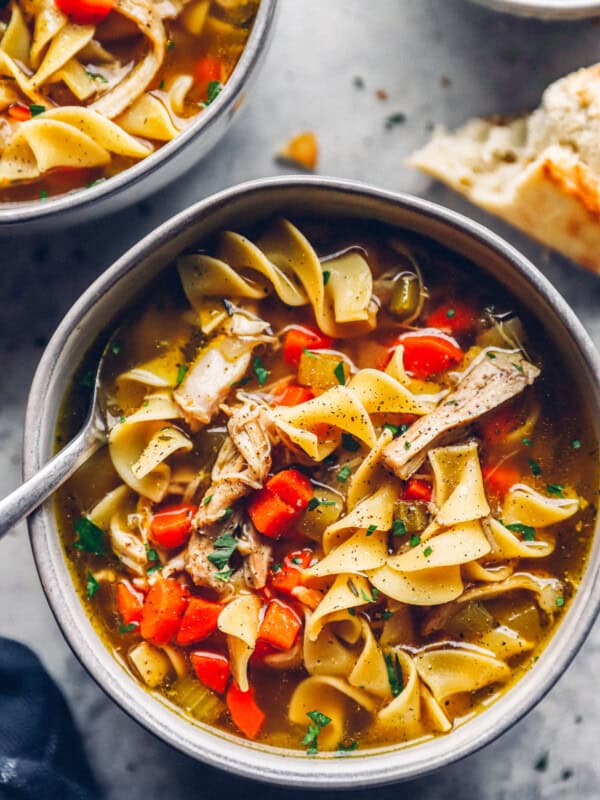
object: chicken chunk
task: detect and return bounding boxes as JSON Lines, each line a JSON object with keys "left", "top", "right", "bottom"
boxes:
{"left": 239, "top": 520, "right": 272, "bottom": 590}
{"left": 383, "top": 350, "right": 540, "bottom": 480}
{"left": 184, "top": 529, "right": 234, "bottom": 596}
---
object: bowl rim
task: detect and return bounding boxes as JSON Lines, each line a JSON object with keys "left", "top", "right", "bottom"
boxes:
{"left": 24, "top": 175, "right": 600, "bottom": 788}
{"left": 468, "top": 0, "right": 600, "bottom": 17}
{"left": 0, "top": 0, "right": 277, "bottom": 227}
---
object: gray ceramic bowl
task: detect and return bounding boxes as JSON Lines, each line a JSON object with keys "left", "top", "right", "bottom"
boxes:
{"left": 469, "top": 0, "right": 600, "bottom": 17}
{"left": 24, "top": 177, "right": 600, "bottom": 788}
{"left": 0, "top": 0, "right": 277, "bottom": 234}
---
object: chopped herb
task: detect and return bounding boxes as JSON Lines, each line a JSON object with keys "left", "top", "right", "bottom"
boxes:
{"left": 546, "top": 484, "right": 565, "bottom": 497}
{"left": 146, "top": 564, "right": 161, "bottom": 575}
{"left": 236, "top": 376, "right": 252, "bottom": 387}
{"left": 214, "top": 569, "right": 234, "bottom": 582}
{"left": 146, "top": 547, "right": 159, "bottom": 562}
{"left": 534, "top": 752, "right": 549, "bottom": 773}
{"left": 404, "top": 441, "right": 411, "bottom": 450}
{"left": 522, "top": 437, "right": 533, "bottom": 447}
{"left": 381, "top": 609, "right": 394, "bottom": 620}
{"left": 338, "top": 740, "right": 359, "bottom": 752}
{"left": 528, "top": 458, "right": 542, "bottom": 477}
{"left": 486, "top": 352, "right": 497, "bottom": 359}
{"left": 291, "top": 556, "right": 303, "bottom": 565}
{"left": 358, "top": 586, "right": 379, "bottom": 603}
{"left": 504, "top": 521, "right": 536, "bottom": 541}
{"left": 29, "top": 104, "right": 45, "bottom": 116}
{"left": 353, "top": 76, "right": 365, "bottom": 89}
{"left": 347, "top": 607, "right": 356, "bottom": 616}
{"left": 39, "top": 189, "right": 48, "bottom": 200}
{"left": 206, "top": 80, "right": 222, "bottom": 105}
{"left": 571, "top": 438, "right": 582, "bottom": 450}
{"left": 86, "top": 70, "right": 108, "bottom": 83}
{"left": 556, "top": 596, "right": 565, "bottom": 608}
{"left": 512, "top": 362, "right": 524, "bottom": 374}
{"left": 159, "top": 79, "right": 165, "bottom": 89}
{"left": 323, "top": 452, "right": 337, "bottom": 466}
{"left": 220, "top": 507, "right": 234, "bottom": 521}
{"left": 86, "top": 178, "right": 106, "bottom": 189}
{"left": 175, "top": 363, "right": 188, "bottom": 387}
{"left": 203, "top": 494, "right": 213, "bottom": 505}
{"left": 307, "top": 497, "right": 336, "bottom": 512}
{"left": 86, "top": 572, "right": 99, "bottom": 599}
{"left": 252, "top": 355, "right": 269, "bottom": 386}
{"left": 336, "top": 465, "right": 351, "bottom": 483}
{"left": 392, "top": 519, "right": 407, "bottom": 537}
{"left": 79, "top": 369, "right": 95, "bottom": 389}
{"left": 119, "top": 622, "right": 138, "bottom": 634}
{"left": 346, "top": 578, "right": 359, "bottom": 597}
{"left": 143, "top": 400, "right": 150, "bottom": 408}
{"left": 111, "top": 340, "right": 122, "bottom": 355}
{"left": 323, "top": 270, "right": 331, "bottom": 286}
{"left": 341, "top": 433, "right": 360, "bottom": 452}
{"left": 302, "top": 710, "right": 332, "bottom": 754}
{"left": 561, "top": 768, "right": 574, "bottom": 781}
{"left": 383, "top": 423, "right": 409, "bottom": 437}
{"left": 222, "top": 298, "right": 235, "bottom": 316}
{"left": 119, "top": 416, "right": 127, "bottom": 424}
{"left": 385, "top": 111, "right": 406, "bottom": 129}
{"left": 167, "top": 39, "right": 174, "bottom": 49}
{"left": 446, "top": 308, "right": 455, "bottom": 319}
{"left": 73, "top": 517, "right": 106, "bottom": 555}
{"left": 423, "top": 545, "right": 433, "bottom": 557}
{"left": 208, "top": 532, "right": 238, "bottom": 570}
{"left": 271, "top": 563, "right": 282, "bottom": 573}
{"left": 409, "top": 534, "right": 421, "bottom": 547}
{"left": 384, "top": 652, "right": 403, "bottom": 697}
{"left": 302, "top": 347, "right": 317, "bottom": 358}
{"left": 366, "top": 524, "right": 378, "bottom": 536}
{"left": 334, "top": 361, "right": 346, "bottom": 385}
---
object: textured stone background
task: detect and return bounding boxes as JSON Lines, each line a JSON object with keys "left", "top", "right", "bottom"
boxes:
{"left": 1, "top": 1, "right": 600, "bottom": 797}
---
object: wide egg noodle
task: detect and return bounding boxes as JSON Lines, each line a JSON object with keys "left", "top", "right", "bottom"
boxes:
{"left": 427, "top": 442, "right": 490, "bottom": 533}
{"left": 1, "top": 3, "right": 32, "bottom": 66}
{"left": 131, "top": 424, "right": 192, "bottom": 480}
{"left": 502, "top": 483, "right": 580, "bottom": 527}
{"left": 324, "top": 251, "right": 372, "bottom": 323}
{"left": 88, "top": 484, "right": 133, "bottom": 529}
{"left": 387, "top": 520, "right": 491, "bottom": 573}
{"left": 486, "top": 517, "right": 555, "bottom": 560}
{"left": 458, "top": 571, "right": 563, "bottom": 615}
{"left": 306, "top": 574, "right": 372, "bottom": 640}
{"left": 116, "top": 92, "right": 182, "bottom": 140}
{"left": 348, "top": 368, "right": 439, "bottom": 417}
{"left": 322, "top": 483, "right": 397, "bottom": 553}
{"left": 413, "top": 648, "right": 511, "bottom": 703}
{"left": 306, "top": 528, "right": 388, "bottom": 579}
{"left": 369, "top": 563, "right": 464, "bottom": 606}
{"left": 303, "top": 612, "right": 357, "bottom": 677}
{"left": 30, "top": 23, "right": 94, "bottom": 87}
{"left": 462, "top": 560, "right": 514, "bottom": 583}
{"left": 217, "top": 594, "right": 260, "bottom": 692}
{"left": 49, "top": 59, "right": 98, "bottom": 101}
{"left": 346, "top": 428, "right": 394, "bottom": 510}
{"left": 288, "top": 676, "right": 376, "bottom": 750}
{"left": 29, "top": 0, "right": 67, "bottom": 68}
{"left": 348, "top": 619, "right": 390, "bottom": 698}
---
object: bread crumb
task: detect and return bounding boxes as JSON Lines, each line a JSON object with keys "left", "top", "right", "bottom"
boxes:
{"left": 277, "top": 132, "right": 318, "bottom": 171}
{"left": 376, "top": 89, "right": 388, "bottom": 101}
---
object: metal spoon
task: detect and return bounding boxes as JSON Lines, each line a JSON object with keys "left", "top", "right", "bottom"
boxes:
{"left": 0, "top": 341, "right": 112, "bottom": 539}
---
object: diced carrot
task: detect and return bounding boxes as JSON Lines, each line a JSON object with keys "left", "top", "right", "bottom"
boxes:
{"left": 195, "top": 56, "right": 223, "bottom": 85}
{"left": 478, "top": 402, "right": 519, "bottom": 446}
{"left": 396, "top": 333, "right": 464, "bottom": 379}
{"left": 290, "top": 586, "right": 323, "bottom": 610}
{"left": 55, "top": 0, "right": 114, "bottom": 24}
{"left": 282, "top": 326, "right": 333, "bottom": 367}
{"left": 278, "top": 132, "right": 319, "bottom": 171}
{"left": 176, "top": 596, "right": 222, "bottom": 645}
{"left": 403, "top": 478, "right": 433, "bottom": 503}
{"left": 116, "top": 581, "right": 144, "bottom": 626}
{"left": 247, "top": 488, "right": 299, "bottom": 539}
{"left": 273, "top": 383, "right": 314, "bottom": 406}
{"left": 483, "top": 463, "right": 521, "bottom": 497}
{"left": 426, "top": 301, "right": 478, "bottom": 336}
{"left": 270, "top": 548, "right": 312, "bottom": 596}
{"left": 258, "top": 599, "right": 302, "bottom": 650}
{"left": 226, "top": 683, "right": 266, "bottom": 740}
{"left": 190, "top": 650, "right": 230, "bottom": 694}
{"left": 8, "top": 103, "right": 31, "bottom": 122}
{"left": 140, "top": 579, "right": 189, "bottom": 646}
{"left": 266, "top": 469, "right": 313, "bottom": 511}
{"left": 150, "top": 503, "right": 197, "bottom": 549}
{"left": 251, "top": 639, "right": 278, "bottom": 662}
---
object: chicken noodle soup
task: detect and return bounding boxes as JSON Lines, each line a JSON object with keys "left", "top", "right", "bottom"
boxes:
{"left": 56, "top": 217, "right": 598, "bottom": 753}
{"left": 0, "top": 0, "right": 258, "bottom": 201}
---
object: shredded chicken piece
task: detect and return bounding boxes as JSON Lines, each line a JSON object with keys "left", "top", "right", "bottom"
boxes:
{"left": 194, "top": 400, "right": 273, "bottom": 527}
{"left": 239, "top": 521, "right": 272, "bottom": 590}
{"left": 109, "top": 516, "right": 148, "bottom": 576}
{"left": 184, "top": 529, "right": 235, "bottom": 596}
{"left": 383, "top": 350, "right": 540, "bottom": 480}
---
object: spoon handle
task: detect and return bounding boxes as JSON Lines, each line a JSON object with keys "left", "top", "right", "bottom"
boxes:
{"left": 0, "top": 426, "right": 103, "bottom": 540}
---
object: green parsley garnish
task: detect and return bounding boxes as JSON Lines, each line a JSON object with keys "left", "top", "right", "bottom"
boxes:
{"left": 385, "top": 111, "right": 406, "bottom": 129}
{"left": 323, "top": 270, "right": 331, "bottom": 286}
{"left": 546, "top": 484, "right": 565, "bottom": 498}
{"left": 534, "top": 752, "right": 549, "bottom": 772}
{"left": 203, "top": 494, "right": 213, "bottom": 505}
{"left": 86, "top": 571, "right": 99, "bottom": 599}
{"left": 409, "top": 534, "right": 421, "bottom": 547}
{"left": 146, "top": 564, "right": 161, "bottom": 575}
{"left": 337, "top": 740, "right": 359, "bottom": 753}
{"left": 167, "top": 39, "right": 174, "bottom": 49}
{"left": 336, "top": 465, "right": 351, "bottom": 483}
{"left": 384, "top": 652, "right": 403, "bottom": 697}
{"left": 341, "top": 433, "right": 359, "bottom": 452}
{"left": 571, "top": 439, "right": 582, "bottom": 450}
{"left": 29, "top": 104, "right": 45, "bottom": 116}
{"left": 119, "top": 622, "right": 138, "bottom": 634}
{"left": 214, "top": 569, "right": 234, "bottom": 582}
{"left": 334, "top": 361, "right": 346, "bottom": 385}
{"left": 205, "top": 80, "right": 222, "bottom": 105}
{"left": 504, "top": 521, "right": 535, "bottom": 541}
{"left": 39, "top": 189, "right": 48, "bottom": 200}
{"left": 366, "top": 524, "right": 377, "bottom": 536}
{"left": 146, "top": 547, "right": 159, "bottom": 562}
{"left": 79, "top": 369, "right": 95, "bottom": 389}
{"left": 353, "top": 76, "right": 365, "bottom": 89}
{"left": 522, "top": 437, "right": 533, "bottom": 447}
{"left": 302, "top": 710, "right": 332, "bottom": 754}
{"left": 271, "top": 562, "right": 282, "bottom": 573}
{"left": 423, "top": 545, "right": 433, "bottom": 557}
{"left": 159, "top": 79, "right": 165, "bottom": 89}
{"left": 73, "top": 517, "right": 106, "bottom": 555}
{"left": 111, "top": 341, "right": 122, "bottom": 355}
{"left": 119, "top": 416, "right": 127, "bottom": 424}
{"left": 380, "top": 609, "right": 394, "bottom": 620}
{"left": 512, "top": 362, "right": 524, "bottom": 374}
{"left": 528, "top": 458, "right": 542, "bottom": 477}
{"left": 359, "top": 586, "right": 379, "bottom": 603}
{"left": 291, "top": 556, "right": 303, "bottom": 565}
{"left": 86, "top": 178, "right": 106, "bottom": 189}
{"left": 175, "top": 363, "right": 188, "bottom": 387}
{"left": 446, "top": 308, "right": 455, "bottom": 319}
{"left": 252, "top": 355, "right": 269, "bottom": 386}
{"left": 220, "top": 507, "right": 233, "bottom": 521}
{"left": 307, "top": 497, "right": 336, "bottom": 512}
{"left": 486, "top": 352, "right": 497, "bottom": 359}
{"left": 392, "top": 519, "right": 407, "bottom": 537}
{"left": 384, "top": 422, "right": 409, "bottom": 437}
{"left": 86, "top": 70, "right": 108, "bottom": 83}
{"left": 404, "top": 441, "right": 411, "bottom": 450}
{"left": 208, "top": 532, "right": 238, "bottom": 570}
{"left": 556, "top": 596, "right": 565, "bottom": 608}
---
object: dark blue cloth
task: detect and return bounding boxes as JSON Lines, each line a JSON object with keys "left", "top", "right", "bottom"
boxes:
{"left": 0, "top": 638, "right": 98, "bottom": 800}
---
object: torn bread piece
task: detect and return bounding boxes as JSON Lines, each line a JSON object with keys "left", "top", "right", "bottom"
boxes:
{"left": 409, "top": 64, "right": 600, "bottom": 273}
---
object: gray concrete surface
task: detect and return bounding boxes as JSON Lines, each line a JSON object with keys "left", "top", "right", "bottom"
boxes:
{"left": 1, "top": 1, "right": 600, "bottom": 797}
